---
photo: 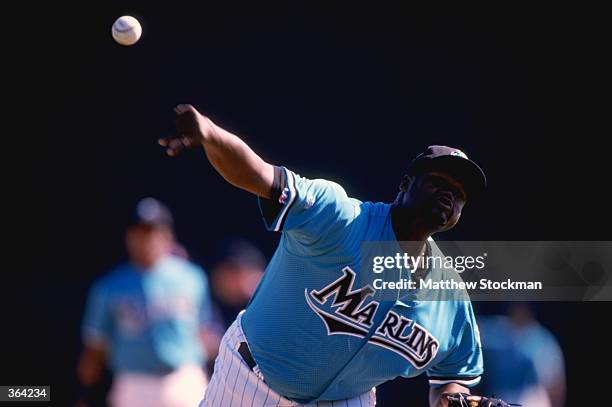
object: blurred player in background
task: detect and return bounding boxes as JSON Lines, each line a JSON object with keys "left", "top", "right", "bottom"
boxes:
{"left": 210, "top": 239, "right": 265, "bottom": 327}
{"left": 478, "top": 303, "right": 566, "bottom": 406}
{"left": 201, "top": 239, "right": 266, "bottom": 375}
{"left": 77, "top": 197, "right": 213, "bottom": 407}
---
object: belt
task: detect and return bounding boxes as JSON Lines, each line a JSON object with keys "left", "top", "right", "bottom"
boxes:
{"left": 238, "top": 342, "right": 265, "bottom": 382}
{"left": 151, "top": 365, "right": 177, "bottom": 376}
{"left": 238, "top": 342, "right": 257, "bottom": 370}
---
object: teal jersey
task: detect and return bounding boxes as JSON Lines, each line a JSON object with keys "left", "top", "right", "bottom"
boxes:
{"left": 241, "top": 167, "right": 483, "bottom": 403}
{"left": 82, "top": 256, "right": 212, "bottom": 374}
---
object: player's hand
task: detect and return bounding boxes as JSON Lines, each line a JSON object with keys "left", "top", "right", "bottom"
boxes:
{"left": 446, "top": 393, "right": 521, "bottom": 406}
{"left": 158, "top": 104, "right": 215, "bottom": 156}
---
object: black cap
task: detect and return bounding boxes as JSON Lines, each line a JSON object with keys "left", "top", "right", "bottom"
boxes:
{"left": 131, "top": 197, "right": 174, "bottom": 229}
{"left": 406, "top": 145, "right": 486, "bottom": 198}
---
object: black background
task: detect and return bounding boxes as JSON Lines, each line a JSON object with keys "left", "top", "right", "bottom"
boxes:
{"left": 7, "top": 3, "right": 609, "bottom": 406}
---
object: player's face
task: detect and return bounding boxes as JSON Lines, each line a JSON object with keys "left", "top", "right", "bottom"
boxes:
{"left": 404, "top": 171, "right": 468, "bottom": 232}
{"left": 125, "top": 225, "right": 173, "bottom": 268}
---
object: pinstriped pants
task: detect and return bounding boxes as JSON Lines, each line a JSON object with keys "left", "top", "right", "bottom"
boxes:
{"left": 199, "top": 312, "right": 376, "bottom": 407}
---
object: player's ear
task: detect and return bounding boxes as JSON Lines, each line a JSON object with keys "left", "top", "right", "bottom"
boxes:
{"left": 399, "top": 175, "right": 412, "bottom": 191}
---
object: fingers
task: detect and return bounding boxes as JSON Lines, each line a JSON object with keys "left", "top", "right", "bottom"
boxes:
{"left": 166, "top": 144, "right": 182, "bottom": 156}
{"left": 158, "top": 134, "right": 198, "bottom": 156}
{"left": 159, "top": 104, "right": 199, "bottom": 156}
{"left": 158, "top": 135, "right": 183, "bottom": 156}
{"left": 165, "top": 139, "right": 185, "bottom": 156}
{"left": 175, "top": 104, "right": 195, "bottom": 115}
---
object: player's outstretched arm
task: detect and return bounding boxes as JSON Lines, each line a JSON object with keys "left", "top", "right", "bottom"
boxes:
{"left": 159, "top": 104, "right": 275, "bottom": 198}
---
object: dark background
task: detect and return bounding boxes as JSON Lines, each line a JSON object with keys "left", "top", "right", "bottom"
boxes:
{"left": 7, "top": 3, "right": 609, "bottom": 406}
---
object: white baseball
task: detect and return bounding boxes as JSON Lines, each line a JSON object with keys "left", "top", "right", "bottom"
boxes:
{"left": 112, "top": 16, "right": 142, "bottom": 46}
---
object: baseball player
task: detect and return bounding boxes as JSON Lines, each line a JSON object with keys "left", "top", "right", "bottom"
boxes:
{"left": 159, "top": 104, "right": 508, "bottom": 407}
{"left": 78, "top": 198, "right": 212, "bottom": 407}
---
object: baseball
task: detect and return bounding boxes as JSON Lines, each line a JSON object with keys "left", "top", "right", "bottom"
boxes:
{"left": 111, "top": 16, "right": 142, "bottom": 46}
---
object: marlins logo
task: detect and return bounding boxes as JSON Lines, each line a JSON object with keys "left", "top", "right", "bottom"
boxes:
{"left": 278, "top": 187, "right": 290, "bottom": 204}
{"left": 305, "top": 267, "right": 439, "bottom": 368}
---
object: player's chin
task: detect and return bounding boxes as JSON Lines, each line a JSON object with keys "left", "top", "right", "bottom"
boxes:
{"left": 429, "top": 207, "right": 459, "bottom": 232}
{"left": 440, "top": 213, "right": 461, "bottom": 232}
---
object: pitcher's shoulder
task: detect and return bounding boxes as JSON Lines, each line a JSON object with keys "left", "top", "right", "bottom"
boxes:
{"left": 355, "top": 201, "right": 391, "bottom": 219}
{"left": 346, "top": 201, "right": 392, "bottom": 242}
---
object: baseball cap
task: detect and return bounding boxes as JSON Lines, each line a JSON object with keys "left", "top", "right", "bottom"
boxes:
{"left": 406, "top": 145, "right": 487, "bottom": 198}
{"left": 131, "top": 197, "right": 174, "bottom": 229}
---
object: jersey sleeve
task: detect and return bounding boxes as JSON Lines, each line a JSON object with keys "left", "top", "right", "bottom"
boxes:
{"left": 427, "top": 302, "right": 484, "bottom": 388}
{"left": 258, "top": 166, "right": 356, "bottom": 243}
{"left": 81, "top": 280, "right": 113, "bottom": 347}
